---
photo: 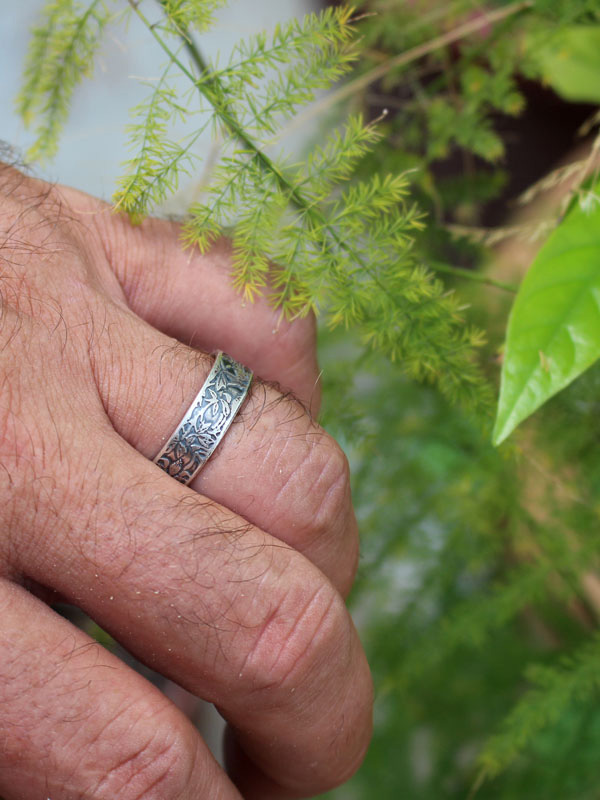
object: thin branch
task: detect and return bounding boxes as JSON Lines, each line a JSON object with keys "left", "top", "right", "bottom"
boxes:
{"left": 134, "top": 0, "right": 390, "bottom": 294}
{"left": 429, "top": 260, "right": 518, "bottom": 293}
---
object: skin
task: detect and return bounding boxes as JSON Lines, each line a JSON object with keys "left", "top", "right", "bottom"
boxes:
{"left": 0, "top": 163, "right": 373, "bottom": 800}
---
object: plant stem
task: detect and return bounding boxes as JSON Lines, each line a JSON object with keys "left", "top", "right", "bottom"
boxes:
{"left": 136, "top": 0, "right": 391, "bottom": 295}
{"left": 178, "top": 3, "right": 519, "bottom": 298}
{"left": 429, "top": 261, "right": 518, "bottom": 293}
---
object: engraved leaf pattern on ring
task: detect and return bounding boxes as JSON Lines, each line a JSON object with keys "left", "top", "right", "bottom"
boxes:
{"left": 156, "top": 353, "right": 252, "bottom": 484}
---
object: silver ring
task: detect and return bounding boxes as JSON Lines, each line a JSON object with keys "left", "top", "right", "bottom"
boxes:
{"left": 153, "top": 351, "right": 253, "bottom": 485}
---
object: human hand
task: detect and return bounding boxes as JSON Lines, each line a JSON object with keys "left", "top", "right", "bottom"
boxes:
{"left": 0, "top": 164, "right": 372, "bottom": 800}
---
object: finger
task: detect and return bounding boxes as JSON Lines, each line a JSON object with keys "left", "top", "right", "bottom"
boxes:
{"left": 94, "top": 308, "right": 358, "bottom": 597}
{"left": 12, "top": 435, "right": 372, "bottom": 798}
{"left": 224, "top": 728, "right": 361, "bottom": 800}
{"left": 61, "top": 186, "right": 321, "bottom": 414}
{"left": 0, "top": 578, "right": 241, "bottom": 800}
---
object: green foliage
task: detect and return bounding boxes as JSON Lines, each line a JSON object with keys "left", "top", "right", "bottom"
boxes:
{"left": 477, "top": 633, "right": 600, "bottom": 781}
{"left": 527, "top": 26, "right": 600, "bottom": 103}
{"left": 353, "top": 0, "right": 531, "bottom": 171}
{"left": 113, "top": 61, "right": 205, "bottom": 219}
{"left": 343, "top": 0, "right": 600, "bottom": 435}
{"left": 314, "top": 3, "right": 600, "bottom": 798}
{"left": 426, "top": 96, "right": 506, "bottom": 163}
{"left": 321, "top": 330, "right": 600, "bottom": 800}
{"left": 17, "top": 0, "right": 114, "bottom": 161}
{"left": 494, "top": 182, "right": 600, "bottom": 444}
{"left": 160, "top": 0, "right": 227, "bottom": 32}
{"left": 530, "top": 0, "right": 600, "bottom": 24}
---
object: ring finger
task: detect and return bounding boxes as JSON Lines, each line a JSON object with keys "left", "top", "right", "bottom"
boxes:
{"left": 94, "top": 308, "right": 359, "bottom": 597}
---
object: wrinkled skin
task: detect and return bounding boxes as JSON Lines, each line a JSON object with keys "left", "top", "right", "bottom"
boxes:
{"left": 0, "top": 166, "right": 372, "bottom": 800}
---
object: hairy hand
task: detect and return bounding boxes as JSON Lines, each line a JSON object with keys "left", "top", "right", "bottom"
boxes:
{"left": 0, "top": 166, "right": 372, "bottom": 800}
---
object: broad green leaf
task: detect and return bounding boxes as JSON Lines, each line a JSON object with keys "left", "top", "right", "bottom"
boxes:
{"left": 527, "top": 26, "right": 600, "bottom": 104}
{"left": 493, "top": 187, "right": 600, "bottom": 445}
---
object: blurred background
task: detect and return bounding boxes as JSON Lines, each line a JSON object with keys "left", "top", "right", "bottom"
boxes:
{"left": 6, "top": 2, "right": 600, "bottom": 799}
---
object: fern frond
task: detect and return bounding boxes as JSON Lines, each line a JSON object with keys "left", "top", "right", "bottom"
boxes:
{"left": 223, "top": 6, "right": 356, "bottom": 91}
{"left": 17, "top": 0, "right": 113, "bottom": 162}
{"left": 395, "top": 563, "right": 552, "bottom": 689}
{"left": 113, "top": 60, "right": 206, "bottom": 217}
{"left": 181, "top": 151, "right": 267, "bottom": 251}
{"left": 296, "top": 114, "right": 382, "bottom": 203}
{"left": 160, "top": 0, "right": 226, "bottom": 34}
{"left": 231, "top": 180, "right": 290, "bottom": 297}
{"left": 17, "top": 0, "right": 65, "bottom": 123}
{"left": 330, "top": 174, "right": 422, "bottom": 247}
{"left": 476, "top": 633, "right": 600, "bottom": 783}
{"left": 208, "top": 7, "right": 358, "bottom": 140}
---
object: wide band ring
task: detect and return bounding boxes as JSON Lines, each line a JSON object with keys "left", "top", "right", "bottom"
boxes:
{"left": 153, "top": 351, "right": 253, "bottom": 485}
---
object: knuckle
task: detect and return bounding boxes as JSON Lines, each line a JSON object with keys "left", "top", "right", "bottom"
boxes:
{"left": 237, "top": 574, "right": 372, "bottom": 792}
{"left": 242, "top": 578, "right": 344, "bottom": 693}
{"left": 266, "top": 419, "right": 358, "bottom": 592}
{"left": 85, "top": 702, "right": 199, "bottom": 800}
{"left": 293, "top": 434, "right": 352, "bottom": 546}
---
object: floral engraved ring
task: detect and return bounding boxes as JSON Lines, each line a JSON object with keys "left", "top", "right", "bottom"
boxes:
{"left": 153, "top": 351, "right": 253, "bottom": 485}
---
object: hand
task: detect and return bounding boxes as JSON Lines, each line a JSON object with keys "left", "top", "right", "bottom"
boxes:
{"left": 0, "top": 164, "right": 372, "bottom": 800}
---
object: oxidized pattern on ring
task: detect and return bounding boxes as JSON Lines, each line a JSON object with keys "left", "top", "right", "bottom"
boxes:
{"left": 153, "top": 351, "right": 253, "bottom": 485}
